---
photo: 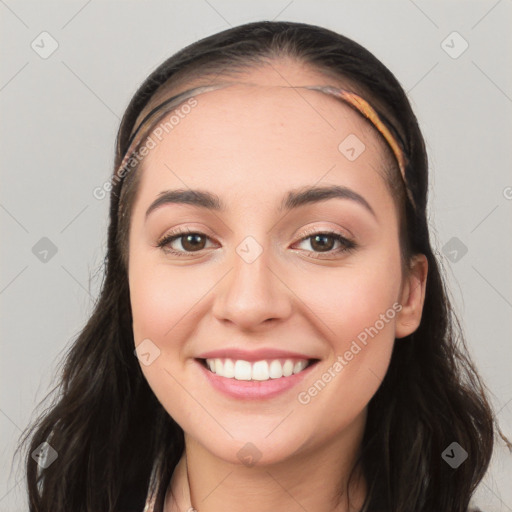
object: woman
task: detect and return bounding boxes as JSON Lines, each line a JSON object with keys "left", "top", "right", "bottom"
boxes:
{"left": 15, "top": 20, "right": 509, "bottom": 512}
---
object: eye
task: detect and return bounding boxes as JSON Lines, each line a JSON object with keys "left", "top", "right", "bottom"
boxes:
{"left": 156, "top": 229, "right": 215, "bottom": 257}
{"left": 156, "top": 227, "right": 357, "bottom": 259}
{"left": 293, "top": 229, "right": 357, "bottom": 258}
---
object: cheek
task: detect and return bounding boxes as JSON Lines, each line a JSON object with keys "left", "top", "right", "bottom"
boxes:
{"left": 129, "top": 259, "right": 206, "bottom": 346}
{"left": 292, "top": 248, "right": 401, "bottom": 408}
{"left": 128, "top": 261, "right": 208, "bottom": 412}
{"left": 297, "top": 249, "right": 402, "bottom": 343}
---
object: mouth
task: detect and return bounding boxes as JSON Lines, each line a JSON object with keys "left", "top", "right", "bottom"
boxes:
{"left": 196, "top": 357, "right": 320, "bottom": 381}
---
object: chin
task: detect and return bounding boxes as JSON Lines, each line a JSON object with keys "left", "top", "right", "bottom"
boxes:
{"left": 186, "top": 425, "right": 312, "bottom": 468}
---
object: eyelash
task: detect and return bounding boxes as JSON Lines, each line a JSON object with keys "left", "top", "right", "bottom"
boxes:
{"left": 155, "top": 227, "right": 357, "bottom": 259}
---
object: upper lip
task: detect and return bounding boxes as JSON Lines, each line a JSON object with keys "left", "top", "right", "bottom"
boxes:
{"left": 196, "top": 348, "right": 317, "bottom": 362}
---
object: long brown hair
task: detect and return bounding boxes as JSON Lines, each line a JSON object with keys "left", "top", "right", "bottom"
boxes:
{"left": 13, "top": 20, "right": 510, "bottom": 512}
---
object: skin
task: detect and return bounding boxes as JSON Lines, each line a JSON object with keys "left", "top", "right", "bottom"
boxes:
{"left": 128, "top": 60, "right": 428, "bottom": 512}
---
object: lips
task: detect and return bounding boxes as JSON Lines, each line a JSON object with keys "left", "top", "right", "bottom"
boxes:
{"left": 194, "top": 348, "right": 319, "bottom": 391}
{"left": 196, "top": 355, "right": 319, "bottom": 400}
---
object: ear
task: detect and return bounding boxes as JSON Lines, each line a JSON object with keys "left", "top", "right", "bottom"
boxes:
{"left": 395, "top": 253, "right": 428, "bottom": 339}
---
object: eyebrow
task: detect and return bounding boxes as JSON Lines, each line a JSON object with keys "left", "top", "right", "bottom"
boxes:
{"left": 144, "top": 185, "right": 376, "bottom": 220}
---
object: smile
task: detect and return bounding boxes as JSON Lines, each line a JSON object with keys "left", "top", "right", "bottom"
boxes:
{"left": 203, "top": 358, "right": 314, "bottom": 381}
{"left": 196, "top": 356, "right": 319, "bottom": 399}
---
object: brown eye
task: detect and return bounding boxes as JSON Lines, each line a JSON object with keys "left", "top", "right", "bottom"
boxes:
{"left": 294, "top": 230, "right": 357, "bottom": 258}
{"left": 309, "top": 233, "right": 336, "bottom": 252}
{"left": 157, "top": 231, "right": 214, "bottom": 256}
{"left": 180, "top": 233, "right": 207, "bottom": 252}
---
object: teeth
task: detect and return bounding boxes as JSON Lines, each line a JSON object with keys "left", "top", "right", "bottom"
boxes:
{"left": 204, "top": 358, "right": 311, "bottom": 381}
{"left": 251, "top": 361, "right": 269, "bottom": 381}
{"left": 223, "top": 358, "right": 235, "bottom": 378}
{"left": 214, "top": 358, "right": 223, "bottom": 376}
{"left": 293, "top": 360, "right": 308, "bottom": 374}
{"left": 234, "top": 360, "right": 252, "bottom": 380}
{"left": 282, "top": 360, "right": 294, "bottom": 377}
{"left": 269, "top": 360, "right": 283, "bottom": 379}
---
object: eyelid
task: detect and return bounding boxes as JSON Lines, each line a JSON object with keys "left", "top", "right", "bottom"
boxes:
{"left": 291, "top": 227, "right": 357, "bottom": 256}
{"left": 157, "top": 225, "right": 353, "bottom": 245}
{"left": 156, "top": 224, "right": 357, "bottom": 258}
{"left": 156, "top": 225, "right": 219, "bottom": 250}
{"left": 158, "top": 224, "right": 217, "bottom": 241}
{"left": 295, "top": 225, "right": 353, "bottom": 240}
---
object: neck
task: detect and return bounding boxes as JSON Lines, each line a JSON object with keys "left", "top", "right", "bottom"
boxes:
{"left": 165, "top": 410, "right": 368, "bottom": 512}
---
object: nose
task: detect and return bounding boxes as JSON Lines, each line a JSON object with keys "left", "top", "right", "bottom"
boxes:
{"left": 211, "top": 240, "right": 293, "bottom": 331}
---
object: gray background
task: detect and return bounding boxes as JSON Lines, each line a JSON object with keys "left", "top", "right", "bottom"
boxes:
{"left": 1, "top": 0, "right": 511, "bottom": 510}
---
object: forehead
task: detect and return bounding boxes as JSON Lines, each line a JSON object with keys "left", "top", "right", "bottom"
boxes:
{"left": 138, "top": 81, "right": 386, "bottom": 201}
{"left": 132, "top": 65, "right": 396, "bottom": 217}
{"left": 134, "top": 61, "right": 392, "bottom": 177}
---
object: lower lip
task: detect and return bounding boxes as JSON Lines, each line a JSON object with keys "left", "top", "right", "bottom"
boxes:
{"left": 197, "top": 359, "right": 317, "bottom": 400}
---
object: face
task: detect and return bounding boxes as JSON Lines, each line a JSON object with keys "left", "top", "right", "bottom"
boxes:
{"left": 127, "top": 62, "right": 425, "bottom": 466}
